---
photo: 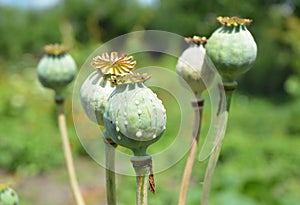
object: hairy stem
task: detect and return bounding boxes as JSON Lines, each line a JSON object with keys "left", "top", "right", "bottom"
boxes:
{"left": 55, "top": 97, "right": 86, "bottom": 205}
{"left": 178, "top": 98, "right": 204, "bottom": 205}
{"left": 201, "top": 82, "right": 236, "bottom": 205}
{"left": 104, "top": 138, "right": 117, "bottom": 205}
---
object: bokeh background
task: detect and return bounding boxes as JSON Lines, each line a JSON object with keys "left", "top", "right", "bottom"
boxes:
{"left": 0, "top": 0, "right": 300, "bottom": 204}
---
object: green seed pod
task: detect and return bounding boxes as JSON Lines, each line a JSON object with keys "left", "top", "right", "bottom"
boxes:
{"left": 104, "top": 73, "right": 167, "bottom": 156}
{"left": 37, "top": 44, "right": 77, "bottom": 94}
{"left": 176, "top": 36, "right": 215, "bottom": 97}
{"left": 80, "top": 71, "right": 114, "bottom": 125}
{"left": 206, "top": 16, "right": 257, "bottom": 82}
{"left": 0, "top": 184, "right": 19, "bottom": 205}
{"left": 80, "top": 52, "right": 136, "bottom": 126}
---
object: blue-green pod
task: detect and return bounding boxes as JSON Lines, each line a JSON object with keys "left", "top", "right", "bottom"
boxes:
{"left": 80, "top": 71, "right": 115, "bottom": 125}
{"left": 206, "top": 17, "right": 257, "bottom": 82}
{"left": 0, "top": 184, "right": 19, "bottom": 205}
{"left": 37, "top": 44, "right": 77, "bottom": 94}
{"left": 176, "top": 36, "right": 215, "bottom": 96}
{"left": 80, "top": 52, "right": 133, "bottom": 126}
{"left": 104, "top": 75, "right": 166, "bottom": 156}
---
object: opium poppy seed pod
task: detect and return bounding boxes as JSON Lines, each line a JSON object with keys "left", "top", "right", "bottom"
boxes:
{"left": 81, "top": 52, "right": 137, "bottom": 205}
{"left": 0, "top": 184, "right": 19, "bottom": 205}
{"left": 80, "top": 73, "right": 115, "bottom": 125}
{"left": 176, "top": 36, "right": 215, "bottom": 97}
{"left": 37, "top": 44, "right": 77, "bottom": 95}
{"left": 104, "top": 73, "right": 167, "bottom": 156}
{"left": 80, "top": 52, "right": 136, "bottom": 126}
{"left": 206, "top": 16, "right": 257, "bottom": 82}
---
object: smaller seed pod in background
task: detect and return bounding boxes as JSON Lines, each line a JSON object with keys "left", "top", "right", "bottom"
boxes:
{"left": 37, "top": 44, "right": 77, "bottom": 96}
{"left": 0, "top": 184, "right": 19, "bottom": 205}
{"left": 206, "top": 16, "right": 257, "bottom": 83}
{"left": 176, "top": 36, "right": 215, "bottom": 97}
{"left": 104, "top": 73, "right": 167, "bottom": 156}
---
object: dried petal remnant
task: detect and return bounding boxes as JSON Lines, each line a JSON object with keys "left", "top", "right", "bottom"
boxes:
{"left": 44, "top": 44, "right": 68, "bottom": 56}
{"left": 109, "top": 73, "right": 151, "bottom": 85}
{"left": 92, "top": 52, "right": 136, "bottom": 75}
{"left": 185, "top": 36, "right": 207, "bottom": 46}
{"left": 217, "top": 16, "right": 252, "bottom": 26}
{"left": 0, "top": 183, "right": 10, "bottom": 192}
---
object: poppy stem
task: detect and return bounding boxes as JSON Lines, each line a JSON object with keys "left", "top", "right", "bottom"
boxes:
{"left": 178, "top": 98, "right": 204, "bottom": 205}
{"left": 201, "top": 82, "right": 237, "bottom": 205}
{"left": 55, "top": 95, "right": 86, "bottom": 205}
{"left": 104, "top": 138, "right": 117, "bottom": 205}
{"left": 131, "top": 155, "right": 153, "bottom": 205}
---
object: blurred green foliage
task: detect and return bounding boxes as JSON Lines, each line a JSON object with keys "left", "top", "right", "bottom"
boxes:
{"left": 1, "top": 0, "right": 300, "bottom": 96}
{"left": 0, "top": 0, "right": 300, "bottom": 204}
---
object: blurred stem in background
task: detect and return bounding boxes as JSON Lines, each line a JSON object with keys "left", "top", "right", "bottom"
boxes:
{"left": 55, "top": 94, "right": 86, "bottom": 205}
{"left": 201, "top": 82, "right": 236, "bottom": 205}
{"left": 178, "top": 98, "right": 204, "bottom": 205}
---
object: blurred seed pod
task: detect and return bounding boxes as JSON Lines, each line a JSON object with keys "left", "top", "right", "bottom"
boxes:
{"left": 0, "top": 184, "right": 19, "bottom": 205}
{"left": 176, "top": 36, "right": 215, "bottom": 97}
{"left": 37, "top": 44, "right": 77, "bottom": 94}
{"left": 206, "top": 16, "right": 257, "bottom": 82}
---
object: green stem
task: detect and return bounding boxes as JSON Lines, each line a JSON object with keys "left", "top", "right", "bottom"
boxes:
{"left": 55, "top": 95, "right": 86, "bottom": 205}
{"left": 178, "top": 98, "right": 204, "bottom": 205}
{"left": 104, "top": 138, "right": 117, "bottom": 205}
{"left": 131, "top": 155, "right": 152, "bottom": 205}
{"left": 223, "top": 81, "right": 237, "bottom": 111}
{"left": 201, "top": 81, "right": 237, "bottom": 205}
